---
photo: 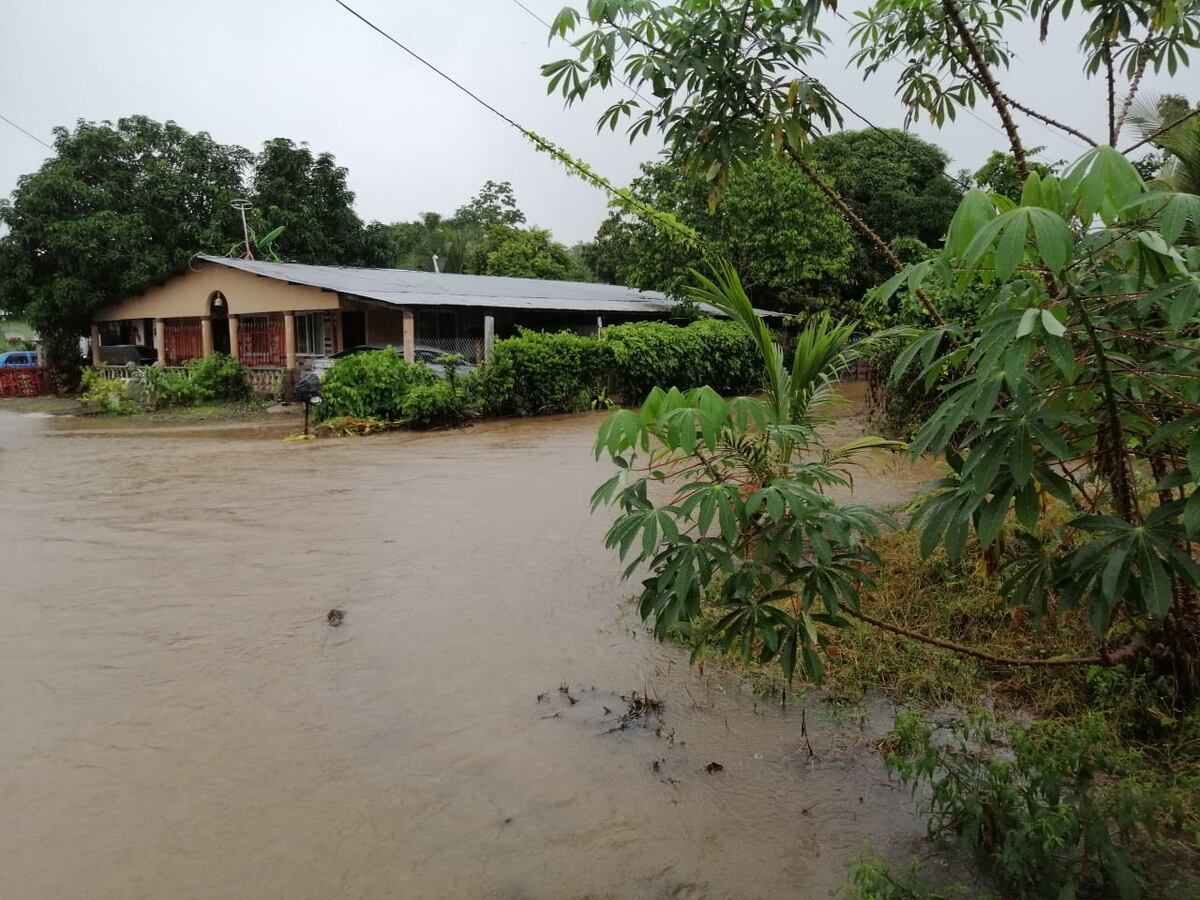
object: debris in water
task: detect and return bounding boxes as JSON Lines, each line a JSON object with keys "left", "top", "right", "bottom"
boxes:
{"left": 652, "top": 760, "right": 661, "bottom": 773}
{"left": 327, "top": 608, "right": 345, "bottom": 627}
{"left": 536, "top": 692, "right": 548, "bottom": 703}
{"left": 602, "top": 706, "right": 612, "bottom": 715}
{"left": 600, "top": 691, "right": 666, "bottom": 735}
{"left": 705, "top": 762, "right": 724, "bottom": 774}
{"left": 558, "top": 682, "right": 578, "bottom": 705}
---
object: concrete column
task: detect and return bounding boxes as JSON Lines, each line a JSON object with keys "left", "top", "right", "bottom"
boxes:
{"left": 201, "top": 317, "right": 214, "bottom": 357}
{"left": 284, "top": 311, "right": 297, "bottom": 370}
{"left": 335, "top": 311, "right": 345, "bottom": 352}
{"left": 596, "top": 316, "right": 604, "bottom": 334}
{"left": 154, "top": 319, "right": 166, "bottom": 365}
{"left": 402, "top": 309, "right": 415, "bottom": 363}
{"left": 483, "top": 315, "right": 495, "bottom": 367}
{"left": 228, "top": 315, "right": 240, "bottom": 361}
{"left": 90, "top": 324, "right": 103, "bottom": 367}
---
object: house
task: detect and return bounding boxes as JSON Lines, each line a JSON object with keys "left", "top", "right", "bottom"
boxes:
{"left": 90, "top": 256, "right": 697, "bottom": 381}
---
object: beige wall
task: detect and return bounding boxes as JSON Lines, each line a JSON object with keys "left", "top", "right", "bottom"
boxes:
{"left": 95, "top": 263, "right": 338, "bottom": 322}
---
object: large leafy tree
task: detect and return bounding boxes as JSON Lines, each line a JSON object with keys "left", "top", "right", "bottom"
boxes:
{"left": 0, "top": 116, "right": 248, "bottom": 369}
{"left": 807, "top": 129, "right": 965, "bottom": 299}
{"left": 248, "top": 138, "right": 365, "bottom": 265}
{"left": 586, "top": 154, "right": 856, "bottom": 312}
{"left": 465, "top": 226, "right": 590, "bottom": 280}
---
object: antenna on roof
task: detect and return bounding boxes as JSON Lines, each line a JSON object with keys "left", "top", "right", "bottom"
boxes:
{"left": 231, "top": 199, "right": 254, "bottom": 259}
{"left": 432, "top": 253, "right": 441, "bottom": 274}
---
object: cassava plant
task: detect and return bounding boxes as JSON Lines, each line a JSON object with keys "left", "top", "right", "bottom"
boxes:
{"left": 591, "top": 263, "right": 904, "bottom": 680}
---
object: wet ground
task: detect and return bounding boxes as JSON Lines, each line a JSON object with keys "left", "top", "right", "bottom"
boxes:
{"left": 0, "top": 392, "right": 946, "bottom": 900}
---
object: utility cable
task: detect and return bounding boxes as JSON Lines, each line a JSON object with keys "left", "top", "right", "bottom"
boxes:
{"left": 0, "top": 113, "right": 52, "bottom": 150}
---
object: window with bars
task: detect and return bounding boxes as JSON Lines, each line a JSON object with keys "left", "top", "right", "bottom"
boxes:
{"left": 295, "top": 313, "right": 325, "bottom": 356}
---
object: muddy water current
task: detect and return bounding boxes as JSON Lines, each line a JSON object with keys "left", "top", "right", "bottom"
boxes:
{"left": 1, "top": 400, "right": 947, "bottom": 899}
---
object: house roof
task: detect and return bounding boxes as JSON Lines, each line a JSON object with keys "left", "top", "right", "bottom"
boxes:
{"left": 198, "top": 255, "right": 716, "bottom": 316}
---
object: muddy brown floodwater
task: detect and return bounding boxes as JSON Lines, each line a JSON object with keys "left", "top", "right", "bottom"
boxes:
{"left": 0, "top": 392, "right": 946, "bottom": 900}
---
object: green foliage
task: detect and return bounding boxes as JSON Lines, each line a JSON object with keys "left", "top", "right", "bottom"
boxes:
{"left": 885, "top": 710, "right": 1188, "bottom": 899}
{"left": 842, "top": 851, "right": 969, "bottom": 899}
{"left": 1127, "top": 94, "right": 1200, "bottom": 194}
{"left": 0, "top": 116, "right": 248, "bottom": 371}
{"left": 186, "top": 353, "right": 251, "bottom": 402}
{"left": 453, "top": 179, "right": 526, "bottom": 229}
{"left": 877, "top": 149, "right": 1200, "bottom": 659}
{"left": 465, "top": 225, "right": 590, "bottom": 281}
{"left": 601, "top": 318, "right": 760, "bottom": 399}
{"left": 592, "top": 264, "right": 905, "bottom": 682}
{"left": 400, "top": 380, "right": 468, "bottom": 427}
{"left": 479, "top": 329, "right": 612, "bottom": 416}
{"left": 317, "top": 348, "right": 439, "bottom": 422}
{"left": 135, "top": 365, "right": 202, "bottom": 409}
{"left": 807, "top": 129, "right": 965, "bottom": 302}
{"left": 588, "top": 154, "right": 855, "bottom": 312}
{"left": 79, "top": 369, "right": 134, "bottom": 414}
{"left": 973, "top": 150, "right": 1059, "bottom": 203}
{"left": 248, "top": 138, "right": 365, "bottom": 265}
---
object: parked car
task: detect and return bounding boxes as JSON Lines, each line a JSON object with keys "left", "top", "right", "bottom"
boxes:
{"left": 0, "top": 350, "right": 38, "bottom": 369}
{"left": 99, "top": 344, "right": 158, "bottom": 366}
{"left": 312, "top": 344, "right": 477, "bottom": 379}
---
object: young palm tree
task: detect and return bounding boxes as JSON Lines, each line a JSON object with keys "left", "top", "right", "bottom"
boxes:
{"left": 1127, "top": 94, "right": 1200, "bottom": 195}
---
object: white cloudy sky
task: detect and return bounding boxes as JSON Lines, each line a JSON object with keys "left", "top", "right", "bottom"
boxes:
{"left": 0, "top": 1, "right": 1183, "bottom": 244}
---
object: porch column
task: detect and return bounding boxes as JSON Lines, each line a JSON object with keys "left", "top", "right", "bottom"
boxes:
{"left": 483, "top": 315, "right": 495, "bottom": 366}
{"left": 201, "top": 317, "right": 214, "bottom": 357}
{"left": 284, "top": 311, "right": 297, "bottom": 370}
{"left": 335, "top": 311, "right": 345, "bottom": 352}
{"left": 228, "top": 315, "right": 240, "bottom": 362}
{"left": 402, "top": 309, "right": 415, "bottom": 363}
{"left": 90, "top": 324, "right": 102, "bottom": 367}
{"left": 154, "top": 319, "right": 166, "bottom": 365}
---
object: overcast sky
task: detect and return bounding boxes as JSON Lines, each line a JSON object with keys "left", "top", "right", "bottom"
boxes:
{"left": 0, "top": 1, "right": 1183, "bottom": 245}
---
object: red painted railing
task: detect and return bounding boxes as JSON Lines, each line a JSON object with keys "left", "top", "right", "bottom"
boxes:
{"left": 0, "top": 367, "right": 53, "bottom": 397}
{"left": 239, "top": 317, "right": 286, "bottom": 367}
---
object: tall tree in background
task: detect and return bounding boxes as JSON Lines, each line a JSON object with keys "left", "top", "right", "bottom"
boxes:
{"left": 807, "top": 129, "right": 964, "bottom": 298}
{"left": 1127, "top": 94, "right": 1200, "bottom": 193}
{"left": 583, "top": 154, "right": 857, "bottom": 314}
{"left": 0, "top": 116, "right": 248, "bottom": 370}
{"left": 249, "top": 138, "right": 365, "bottom": 265}
{"left": 453, "top": 179, "right": 526, "bottom": 228}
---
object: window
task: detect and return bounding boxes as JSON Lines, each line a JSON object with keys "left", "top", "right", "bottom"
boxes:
{"left": 295, "top": 313, "right": 325, "bottom": 356}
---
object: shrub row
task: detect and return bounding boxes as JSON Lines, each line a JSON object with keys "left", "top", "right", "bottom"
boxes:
{"left": 81, "top": 353, "right": 252, "bottom": 413}
{"left": 478, "top": 319, "right": 760, "bottom": 416}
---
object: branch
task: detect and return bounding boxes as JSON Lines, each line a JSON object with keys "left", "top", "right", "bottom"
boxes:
{"left": 939, "top": 0, "right": 1028, "bottom": 179}
{"left": 1003, "top": 93, "right": 1097, "bottom": 147}
{"left": 848, "top": 607, "right": 1141, "bottom": 668}
{"left": 1104, "top": 43, "right": 1118, "bottom": 146}
{"left": 1114, "top": 56, "right": 1148, "bottom": 137}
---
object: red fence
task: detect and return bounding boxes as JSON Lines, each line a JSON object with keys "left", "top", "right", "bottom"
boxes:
{"left": 0, "top": 368, "right": 53, "bottom": 398}
{"left": 164, "top": 321, "right": 203, "bottom": 365}
{"left": 239, "top": 317, "right": 286, "bottom": 367}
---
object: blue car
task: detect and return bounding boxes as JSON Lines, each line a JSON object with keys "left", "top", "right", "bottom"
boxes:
{"left": 0, "top": 350, "right": 37, "bottom": 369}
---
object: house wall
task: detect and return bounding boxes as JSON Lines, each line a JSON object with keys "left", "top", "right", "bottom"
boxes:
{"left": 94, "top": 264, "right": 338, "bottom": 321}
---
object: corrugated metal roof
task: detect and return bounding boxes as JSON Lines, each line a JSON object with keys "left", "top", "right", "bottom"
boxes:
{"left": 199, "top": 255, "right": 713, "bottom": 315}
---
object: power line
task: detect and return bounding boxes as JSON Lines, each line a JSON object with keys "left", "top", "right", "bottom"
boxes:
{"left": 0, "top": 113, "right": 52, "bottom": 151}
{"left": 330, "top": 0, "right": 701, "bottom": 246}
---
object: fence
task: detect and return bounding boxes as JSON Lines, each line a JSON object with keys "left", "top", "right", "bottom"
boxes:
{"left": 419, "top": 337, "right": 485, "bottom": 364}
{"left": 90, "top": 364, "right": 291, "bottom": 399}
{"left": 0, "top": 367, "right": 54, "bottom": 398}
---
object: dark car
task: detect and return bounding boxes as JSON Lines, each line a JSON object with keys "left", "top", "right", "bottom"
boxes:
{"left": 99, "top": 344, "right": 158, "bottom": 366}
{"left": 312, "top": 344, "right": 476, "bottom": 379}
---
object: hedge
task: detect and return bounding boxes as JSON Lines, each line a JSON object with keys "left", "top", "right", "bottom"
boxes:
{"left": 478, "top": 319, "right": 761, "bottom": 416}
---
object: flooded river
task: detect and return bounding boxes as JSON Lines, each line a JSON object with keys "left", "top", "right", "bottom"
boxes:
{"left": 0, "top": 399, "right": 942, "bottom": 899}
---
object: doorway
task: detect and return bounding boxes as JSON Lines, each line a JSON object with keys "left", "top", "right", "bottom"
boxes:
{"left": 209, "top": 292, "right": 231, "bottom": 355}
{"left": 342, "top": 311, "right": 366, "bottom": 349}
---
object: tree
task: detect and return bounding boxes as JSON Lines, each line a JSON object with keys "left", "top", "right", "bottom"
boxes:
{"left": 466, "top": 226, "right": 590, "bottom": 280}
{"left": 973, "top": 149, "right": 1057, "bottom": 202}
{"left": 454, "top": 179, "right": 526, "bottom": 228}
{"left": 807, "top": 129, "right": 965, "bottom": 298}
{"left": 0, "top": 115, "right": 248, "bottom": 370}
{"left": 589, "top": 154, "right": 856, "bottom": 313}
{"left": 248, "top": 138, "right": 365, "bottom": 265}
